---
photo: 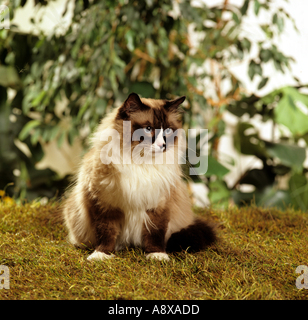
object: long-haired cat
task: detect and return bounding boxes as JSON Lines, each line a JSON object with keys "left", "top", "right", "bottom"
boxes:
{"left": 63, "top": 93, "right": 216, "bottom": 261}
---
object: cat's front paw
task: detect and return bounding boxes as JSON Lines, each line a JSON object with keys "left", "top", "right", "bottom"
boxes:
{"left": 146, "top": 252, "right": 170, "bottom": 261}
{"left": 87, "top": 250, "right": 115, "bottom": 261}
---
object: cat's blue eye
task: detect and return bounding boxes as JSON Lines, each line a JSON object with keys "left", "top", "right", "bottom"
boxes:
{"left": 144, "top": 126, "right": 152, "bottom": 134}
{"left": 165, "top": 128, "right": 173, "bottom": 135}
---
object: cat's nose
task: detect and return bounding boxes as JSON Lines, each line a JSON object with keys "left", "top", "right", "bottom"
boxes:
{"left": 158, "top": 143, "right": 166, "bottom": 149}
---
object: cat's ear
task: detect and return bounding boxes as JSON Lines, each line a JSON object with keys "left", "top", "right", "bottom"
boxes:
{"left": 119, "top": 93, "right": 150, "bottom": 119}
{"left": 165, "top": 96, "right": 186, "bottom": 112}
{"left": 118, "top": 93, "right": 148, "bottom": 119}
{"left": 124, "top": 93, "right": 143, "bottom": 111}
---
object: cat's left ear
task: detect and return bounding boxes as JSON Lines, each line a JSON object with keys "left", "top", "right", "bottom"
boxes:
{"left": 118, "top": 93, "right": 149, "bottom": 119}
{"left": 124, "top": 93, "right": 143, "bottom": 111}
{"left": 165, "top": 96, "right": 186, "bottom": 112}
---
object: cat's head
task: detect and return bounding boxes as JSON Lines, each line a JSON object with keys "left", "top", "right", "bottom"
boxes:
{"left": 115, "top": 93, "right": 186, "bottom": 164}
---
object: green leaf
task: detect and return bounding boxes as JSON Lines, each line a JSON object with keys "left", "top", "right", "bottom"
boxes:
{"left": 49, "top": 126, "right": 60, "bottom": 142}
{"left": 277, "top": 16, "right": 284, "bottom": 33}
{"left": 240, "top": 0, "right": 250, "bottom": 15}
{"left": 125, "top": 30, "right": 135, "bottom": 52}
{"left": 289, "top": 173, "right": 308, "bottom": 210}
{"left": 68, "top": 128, "right": 78, "bottom": 146}
{"left": 227, "top": 95, "right": 259, "bottom": 117}
{"left": 265, "top": 141, "right": 306, "bottom": 172}
{"left": 30, "top": 128, "right": 41, "bottom": 145}
{"left": 77, "top": 101, "right": 90, "bottom": 121}
{"left": 248, "top": 60, "right": 262, "bottom": 80}
{"left": 254, "top": 0, "right": 261, "bottom": 15}
{"left": 129, "top": 82, "right": 155, "bottom": 98}
{"left": 205, "top": 155, "right": 230, "bottom": 178}
{"left": 260, "top": 24, "right": 273, "bottom": 38}
{"left": 232, "top": 186, "right": 293, "bottom": 209}
{"left": 233, "top": 122, "right": 266, "bottom": 159}
{"left": 257, "top": 187, "right": 292, "bottom": 209}
{"left": 113, "top": 55, "right": 126, "bottom": 69}
{"left": 260, "top": 49, "right": 272, "bottom": 63}
{"left": 241, "top": 38, "right": 251, "bottom": 52}
{"left": 0, "top": 66, "right": 21, "bottom": 88}
{"left": 19, "top": 120, "right": 41, "bottom": 141}
{"left": 95, "top": 98, "right": 107, "bottom": 116}
{"left": 274, "top": 87, "right": 308, "bottom": 135}
{"left": 273, "top": 60, "right": 284, "bottom": 72}
{"left": 146, "top": 39, "right": 156, "bottom": 58}
{"left": 32, "top": 91, "right": 46, "bottom": 107}
{"left": 208, "top": 180, "right": 230, "bottom": 208}
{"left": 57, "top": 131, "right": 66, "bottom": 148}
{"left": 232, "top": 12, "right": 240, "bottom": 24}
{"left": 258, "top": 77, "right": 269, "bottom": 90}
{"left": 109, "top": 69, "right": 118, "bottom": 92}
{"left": 272, "top": 13, "right": 284, "bottom": 33}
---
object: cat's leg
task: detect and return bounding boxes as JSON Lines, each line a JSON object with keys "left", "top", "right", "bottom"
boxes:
{"left": 143, "top": 208, "right": 170, "bottom": 261}
{"left": 87, "top": 207, "right": 124, "bottom": 261}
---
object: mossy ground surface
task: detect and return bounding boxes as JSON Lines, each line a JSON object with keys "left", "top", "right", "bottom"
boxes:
{"left": 0, "top": 200, "right": 307, "bottom": 300}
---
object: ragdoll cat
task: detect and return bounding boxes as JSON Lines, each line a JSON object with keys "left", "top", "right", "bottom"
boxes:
{"left": 63, "top": 93, "right": 216, "bottom": 261}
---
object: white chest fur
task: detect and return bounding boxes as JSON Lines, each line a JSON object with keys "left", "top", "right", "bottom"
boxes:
{"left": 116, "top": 163, "right": 177, "bottom": 210}
{"left": 113, "top": 163, "right": 178, "bottom": 250}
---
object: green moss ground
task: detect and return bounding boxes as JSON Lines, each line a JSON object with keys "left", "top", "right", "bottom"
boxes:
{"left": 0, "top": 200, "right": 307, "bottom": 300}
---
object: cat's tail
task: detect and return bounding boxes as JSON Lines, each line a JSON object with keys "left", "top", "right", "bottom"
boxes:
{"left": 166, "top": 216, "right": 217, "bottom": 253}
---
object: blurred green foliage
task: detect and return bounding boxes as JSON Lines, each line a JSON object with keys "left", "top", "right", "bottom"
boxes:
{"left": 0, "top": 0, "right": 307, "bottom": 209}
